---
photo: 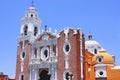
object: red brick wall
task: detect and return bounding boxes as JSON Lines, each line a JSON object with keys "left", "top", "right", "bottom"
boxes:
{"left": 15, "top": 40, "right": 30, "bottom": 80}
{"left": 15, "top": 42, "right": 22, "bottom": 80}
{"left": 58, "top": 29, "right": 84, "bottom": 80}
{"left": 58, "top": 31, "right": 65, "bottom": 80}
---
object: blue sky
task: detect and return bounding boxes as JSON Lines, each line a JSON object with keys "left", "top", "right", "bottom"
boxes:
{"left": 0, "top": 0, "right": 120, "bottom": 78}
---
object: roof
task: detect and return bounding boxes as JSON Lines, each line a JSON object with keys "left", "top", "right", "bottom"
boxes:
{"left": 92, "top": 49, "right": 114, "bottom": 64}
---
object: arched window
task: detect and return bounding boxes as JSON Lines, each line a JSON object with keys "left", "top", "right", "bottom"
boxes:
{"left": 31, "top": 14, "right": 33, "bottom": 18}
{"left": 94, "top": 49, "right": 97, "bottom": 54}
{"left": 20, "top": 74, "right": 24, "bottom": 80}
{"left": 44, "top": 49, "right": 48, "bottom": 58}
{"left": 22, "top": 52, "right": 25, "bottom": 59}
{"left": 24, "top": 25, "right": 28, "bottom": 35}
{"left": 65, "top": 72, "right": 70, "bottom": 80}
{"left": 34, "top": 27, "right": 38, "bottom": 36}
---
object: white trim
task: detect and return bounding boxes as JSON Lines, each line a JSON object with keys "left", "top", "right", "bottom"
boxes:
{"left": 41, "top": 47, "right": 49, "bottom": 61}
{"left": 63, "top": 42, "right": 71, "bottom": 55}
{"left": 112, "top": 66, "right": 120, "bottom": 70}
{"left": 80, "top": 30, "right": 83, "bottom": 80}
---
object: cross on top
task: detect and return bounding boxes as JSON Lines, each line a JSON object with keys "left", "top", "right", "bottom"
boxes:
{"left": 45, "top": 25, "right": 47, "bottom": 31}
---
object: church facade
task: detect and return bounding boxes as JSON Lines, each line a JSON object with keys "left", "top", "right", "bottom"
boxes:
{"left": 15, "top": 4, "right": 120, "bottom": 80}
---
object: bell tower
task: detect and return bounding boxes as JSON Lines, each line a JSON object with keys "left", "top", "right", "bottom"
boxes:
{"left": 15, "top": 2, "right": 41, "bottom": 80}
{"left": 20, "top": 2, "right": 41, "bottom": 37}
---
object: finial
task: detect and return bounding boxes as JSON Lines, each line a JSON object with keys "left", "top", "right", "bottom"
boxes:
{"left": 45, "top": 25, "right": 47, "bottom": 31}
{"left": 31, "top": 0, "right": 34, "bottom": 7}
{"left": 88, "top": 26, "right": 92, "bottom": 40}
{"left": 88, "top": 34, "right": 92, "bottom": 40}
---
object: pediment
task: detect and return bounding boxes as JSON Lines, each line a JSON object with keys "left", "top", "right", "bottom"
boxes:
{"left": 36, "top": 32, "right": 57, "bottom": 42}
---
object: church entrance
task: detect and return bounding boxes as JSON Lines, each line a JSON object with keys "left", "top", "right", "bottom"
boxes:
{"left": 39, "top": 69, "right": 51, "bottom": 80}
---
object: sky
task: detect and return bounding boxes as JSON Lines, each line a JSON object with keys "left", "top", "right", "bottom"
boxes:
{"left": 0, "top": 0, "right": 120, "bottom": 78}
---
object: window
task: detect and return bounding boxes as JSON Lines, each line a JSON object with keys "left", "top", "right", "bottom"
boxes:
{"left": 94, "top": 49, "right": 97, "bottom": 54}
{"left": 31, "top": 14, "right": 33, "bottom": 17}
{"left": 24, "top": 25, "right": 28, "bottom": 35}
{"left": 22, "top": 52, "right": 25, "bottom": 59}
{"left": 63, "top": 42, "right": 71, "bottom": 54}
{"left": 97, "top": 56, "right": 103, "bottom": 63}
{"left": 65, "top": 72, "right": 70, "bottom": 80}
{"left": 65, "top": 44, "right": 70, "bottom": 52}
{"left": 99, "top": 71, "right": 103, "bottom": 76}
{"left": 41, "top": 47, "right": 49, "bottom": 61}
{"left": 44, "top": 50, "right": 48, "bottom": 58}
{"left": 34, "top": 27, "right": 38, "bottom": 36}
{"left": 20, "top": 74, "right": 24, "bottom": 80}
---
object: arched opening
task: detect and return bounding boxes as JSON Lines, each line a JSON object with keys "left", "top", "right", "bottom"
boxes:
{"left": 44, "top": 49, "right": 48, "bottom": 58}
{"left": 24, "top": 25, "right": 28, "bottom": 35}
{"left": 20, "top": 74, "right": 24, "bottom": 80}
{"left": 34, "top": 27, "right": 38, "bottom": 36}
{"left": 94, "top": 49, "right": 97, "bottom": 54}
{"left": 22, "top": 52, "right": 25, "bottom": 59}
{"left": 39, "top": 70, "right": 51, "bottom": 80}
{"left": 65, "top": 44, "right": 70, "bottom": 52}
{"left": 31, "top": 14, "right": 33, "bottom": 18}
{"left": 65, "top": 72, "right": 73, "bottom": 80}
{"left": 65, "top": 72, "right": 70, "bottom": 80}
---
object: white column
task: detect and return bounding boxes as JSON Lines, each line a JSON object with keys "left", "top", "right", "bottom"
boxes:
{"left": 34, "top": 69, "right": 38, "bottom": 80}
{"left": 80, "top": 31, "right": 83, "bottom": 80}
{"left": 56, "top": 44, "right": 58, "bottom": 57}
{"left": 55, "top": 67, "right": 57, "bottom": 80}
{"left": 37, "top": 48, "right": 39, "bottom": 59}
{"left": 29, "top": 66, "right": 31, "bottom": 80}
{"left": 65, "top": 55, "right": 69, "bottom": 69}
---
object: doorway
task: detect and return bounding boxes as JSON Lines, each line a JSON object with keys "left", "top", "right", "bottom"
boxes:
{"left": 39, "top": 70, "right": 51, "bottom": 80}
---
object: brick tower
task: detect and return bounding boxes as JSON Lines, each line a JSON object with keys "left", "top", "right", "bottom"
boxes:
{"left": 58, "top": 28, "right": 85, "bottom": 80}
{"left": 15, "top": 3, "right": 41, "bottom": 80}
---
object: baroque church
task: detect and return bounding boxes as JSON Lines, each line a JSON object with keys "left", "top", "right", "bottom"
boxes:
{"left": 15, "top": 3, "right": 120, "bottom": 80}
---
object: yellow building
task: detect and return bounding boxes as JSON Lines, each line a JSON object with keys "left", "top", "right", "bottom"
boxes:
{"left": 85, "top": 34, "right": 120, "bottom": 80}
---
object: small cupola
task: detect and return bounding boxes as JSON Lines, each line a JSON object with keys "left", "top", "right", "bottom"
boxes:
{"left": 85, "top": 34, "right": 102, "bottom": 54}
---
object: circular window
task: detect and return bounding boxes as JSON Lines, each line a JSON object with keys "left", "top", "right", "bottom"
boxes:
{"left": 99, "top": 71, "right": 103, "bottom": 76}
{"left": 98, "top": 58, "right": 102, "bottom": 62}
{"left": 97, "top": 56, "right": 103, "bottom": 63}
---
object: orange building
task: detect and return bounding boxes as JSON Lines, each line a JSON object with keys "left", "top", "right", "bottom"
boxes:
{"left": 84, "top": 35, "right": 120, "bottom": 80}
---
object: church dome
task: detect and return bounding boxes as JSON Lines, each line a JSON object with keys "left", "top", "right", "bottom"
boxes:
{"left": 92, "top": 49, "right": 114, "bottom": 65}
{"left": 85, "top": 34, "right": 102, "bottom": 54}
